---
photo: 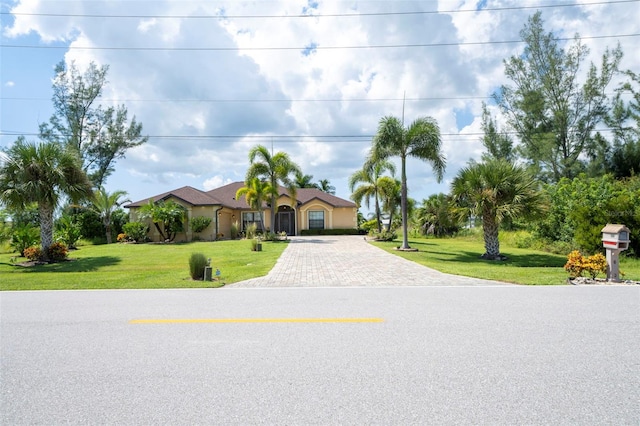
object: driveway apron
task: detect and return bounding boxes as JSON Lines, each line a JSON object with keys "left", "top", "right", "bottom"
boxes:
{"left": 231, "top": 235, "right": 514, "bottom": 287}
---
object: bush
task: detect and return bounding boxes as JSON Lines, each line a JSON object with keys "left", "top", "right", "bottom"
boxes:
{"left": 191, "top": 216, "right": 212, "bottom": 234}
{"left": 261, "top": 231, "right": 276, "bottom": 241}
{"left": 10, "top": 225, "right": 40, "bottom": 256}
{"left": 189, "top": 252, "right": 208, "bottom": 280}
{"left": 564, "top": 250, "right": 608, "bottom": 279}
{"left": 47, "top": 242, "right": 68, "bottom": 262}
{"left": 245, "top": 223, "right": 258, "bottom": 239}
{"left": 23, "top": 245, "right": 42, "bottom": 261}
{"left": 122, "top": 222, "right": 148, "bottom": 243}
{"left": 230, "top": 221, "right": 239, "bottom": 239}
{"left": 368, "top": 229, "right": 397, "bottom": 241}
{"left": 359, "top": 219, "right": 379, "bottom": 233}
{"left": 55, "top": 215, "right": 83, "bottom": 249}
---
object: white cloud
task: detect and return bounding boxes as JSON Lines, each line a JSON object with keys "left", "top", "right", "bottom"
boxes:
{"left": 2, "top": 0, "right": 638, "bottom": 207}
{"left": 203, "top": 175, "right": 233, "bottom": 191}
{"left": 5, "top": 81, "right": 15, "bottom": 87}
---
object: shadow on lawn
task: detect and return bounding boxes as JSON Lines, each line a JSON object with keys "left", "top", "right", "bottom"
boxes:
{"left": 444, "top": 250, "right": 566, "bottom": 268}
{"left": 18, "top": 256, "right": 122, "bottom": 272}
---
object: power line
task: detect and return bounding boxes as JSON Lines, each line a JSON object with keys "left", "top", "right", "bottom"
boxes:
{"left": 0, "top": 129, "right": 621, "bottom": 141}
{"left": 0, "top": 96, "right": 493, "bottom": 103}
{"left": 1, "top": 0, "right": 636, "bottom": 19}
{"left": 2, "top": 33, "right": 637, "bottom": 51}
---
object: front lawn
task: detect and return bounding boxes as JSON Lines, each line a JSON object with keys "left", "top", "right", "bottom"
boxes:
{"left": 371, "top": 236, "right": 640, "bottom": 285}
{"left": 0, "top": 240, "right": 288, "bottom": 291}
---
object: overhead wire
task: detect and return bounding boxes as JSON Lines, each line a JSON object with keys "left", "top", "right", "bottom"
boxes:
{"left": 1, "top": 0, "right": 636, "bottom": 19}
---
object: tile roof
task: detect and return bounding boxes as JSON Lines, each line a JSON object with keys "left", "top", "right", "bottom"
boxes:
{"left": 126, "top": 182, "right": 357, "bottom": 210}
{"left": 125, "top": 186, "right": 221, "bottom": 208}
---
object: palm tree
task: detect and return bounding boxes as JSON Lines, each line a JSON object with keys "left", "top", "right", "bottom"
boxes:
{"left": 349, "top": 157, "right": 396, "bottom": 232}
{"left": 246, "top": 145, "right": 301, "bottom": 231}
{"left": 0, "top": 138, "right": 93, "bottom": 259}
{"left": 235, "top": 177, "right": 274, "bottom": 233}
{"left": 90, "top": 187, "right": 130, "bottom": 243}
{"left": 415, "top": 193, "right": 460, "bottom": 237}
{"left": 451, "top": 159, "right": 544, "bottom": 260}
{"left": 139, "top": 199, "right": 186, "bottom": 242}
{"left": 372, "top": 116, "right": 446, "bottom": 250}
{"left": 318, "top": 179, "right": 336, "bottom": 194}
{"left": 294, "top": 171, "right": 320, "bottom": 189}
{"left": 377, "top": 176, "right": 401, "bottom": 231}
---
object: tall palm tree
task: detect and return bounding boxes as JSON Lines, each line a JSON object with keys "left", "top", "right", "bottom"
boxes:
{"left": 0, "top": 138, "right": 93, "bottom": 259}
{"left": 90, "top": 187, "right": 130, "bottom": 244}
{"left": 235, "top": 177, "right": 274, "bottom": 233}
{"left": 349, "top": 157, "right": 396, "bottom": 232}
{"left": 451, "top": 159, "right": 544, "bottom": 260}
{"left": 246, "top": 145, "right": 301, "bottom": 231}
{"left": 372, "top": 116, "right": 445, "bottom": 250}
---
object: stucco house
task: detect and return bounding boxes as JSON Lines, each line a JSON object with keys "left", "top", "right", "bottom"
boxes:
{"left": 124, "top": 181, "right": 358, "bottom": 242}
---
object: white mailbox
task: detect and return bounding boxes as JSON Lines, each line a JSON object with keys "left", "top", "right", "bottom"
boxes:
{"left": 601, "top": 223, "right": 630, "bottom": 282}
{"left": 601, "top": 224, "right": 630, "bottom": 250}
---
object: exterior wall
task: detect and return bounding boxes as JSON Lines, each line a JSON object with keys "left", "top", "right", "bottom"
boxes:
{"left": 331, "top": 207, "right": 358, "bottom": 229}
{"left": 297, "top": 202, "right": 358, "bottom": 231}
{"left": 189, "top": 206, "right": 218, "bottom": 241}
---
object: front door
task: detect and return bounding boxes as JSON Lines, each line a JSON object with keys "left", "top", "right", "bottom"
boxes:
{"left": 275, "top": 206, "right": 295, "bottom": 235}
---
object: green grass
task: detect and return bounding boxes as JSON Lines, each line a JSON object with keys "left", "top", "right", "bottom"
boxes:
{"left": 0, "top": 240, "right": 288, "bottom": 291}
{"left": 371, "top": 235, "right": 640, "bottom": 285}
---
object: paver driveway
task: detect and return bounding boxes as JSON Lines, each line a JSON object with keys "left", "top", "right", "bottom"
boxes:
{"left": 231, "top": 235, "right": 514, "bottom": 287}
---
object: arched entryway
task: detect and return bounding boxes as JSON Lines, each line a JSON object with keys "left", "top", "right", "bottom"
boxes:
{"left": 275, "top": 205, "right": 296, "bottom": 235}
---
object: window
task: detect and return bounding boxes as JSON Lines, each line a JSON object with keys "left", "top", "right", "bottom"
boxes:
{"left": 242, "top": 212, "right": 263, "bottom": 231}
{"left": 308, "top": 211, "right": 324, "bottom": 230}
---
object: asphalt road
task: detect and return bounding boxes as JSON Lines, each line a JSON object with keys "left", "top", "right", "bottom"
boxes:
{"left": 1, "top": 286, "right": 638, "bottom": 425}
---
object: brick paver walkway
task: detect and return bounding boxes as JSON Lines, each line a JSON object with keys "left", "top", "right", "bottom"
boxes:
{"left": 231, "top": 235, "right": 514, "bottom": 287}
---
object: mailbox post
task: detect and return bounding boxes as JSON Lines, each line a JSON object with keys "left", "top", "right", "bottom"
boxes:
{"left": 601, "top": 224, "right": 630, "bottom": 282}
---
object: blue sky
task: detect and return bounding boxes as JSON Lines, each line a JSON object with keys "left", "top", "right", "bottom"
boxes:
{"left": 1, "top": 0, "right": 639, "bottom": 212}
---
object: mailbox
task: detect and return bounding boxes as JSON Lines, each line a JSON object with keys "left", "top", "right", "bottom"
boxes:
{"left": 601, "top": 224, "right": 630, "bottom": 250}
{"left": 601, "top": 223, "right": 630, "bottom": 282}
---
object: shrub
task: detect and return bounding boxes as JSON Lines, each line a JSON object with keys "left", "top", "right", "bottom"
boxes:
{"left": 122, "top": 222, "right": 148, "bottom": 242}
{"left": 564, "top": 250, "right": 608, "bottom": 279}
{"left": 359, "top": 219, "right": 379, "bottom": 233}
{"left": 230, "top": 221, "right": 239, "bottom": 239}
{"left": 191, "top": 216, "right": 212, "bottom": 234}
{"left": 368, "top": 229, "right": 397, "bottom": 241}
{"left": 23, "top": 245, "right": 42, "bottom": 261}
{"left": 47, "top": 242, "right": 68, "bottom": 262}
{"left": 261, "top": 231, "right": 276, "bottom": 241}
{"left": 55, "top": 215, "right": 83, "bottom": 249}
{"left": 189, "top": 253, "right": 208, "bottom": 280}
{"left": 245, "top": 223, "right": 257, "bottom": 239}
{"left": 10, "top": 225, "right": 40, "bottom": 256}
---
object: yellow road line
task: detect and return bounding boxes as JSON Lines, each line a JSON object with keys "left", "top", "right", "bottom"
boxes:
{"left": 129, "top": 317, "right": 384, "bottom": 324}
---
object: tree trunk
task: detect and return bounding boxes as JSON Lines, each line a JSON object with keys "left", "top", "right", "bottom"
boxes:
{"left": 481, "top": 213, "right": 502, "bottom": 260}
{"left": 259, "top": 209, "right": 266, "bottom": 235}
{"left": 105, "top": 223, "right": 112, "bottom": 244}
{"left": 39, "top": 202, "right": 54, "bottom": 261}
{"left": 269, "top": 195, "right": 276, "bottom": 234}
{"left": 400, "top": 154, "right": 410, "bottom": 250}
{"left": 153, "top": 222, "right": 167, "bottom": 241}
{"left": 374, "top": 193, "right": 382, "bottom": 232}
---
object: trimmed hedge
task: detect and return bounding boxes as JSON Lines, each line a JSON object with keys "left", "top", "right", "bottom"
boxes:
{"left": 300, "top": 228, "right": 365, "bottom": 236}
